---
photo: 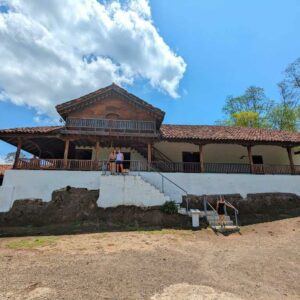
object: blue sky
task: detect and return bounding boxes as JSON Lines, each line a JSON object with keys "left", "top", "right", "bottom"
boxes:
{"left": 0, "top": 0, "right": 300, "bottom": 158}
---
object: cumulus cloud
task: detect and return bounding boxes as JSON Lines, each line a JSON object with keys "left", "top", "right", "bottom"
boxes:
{"left": 0, "top": 0, "right": 186, "bottom": 118}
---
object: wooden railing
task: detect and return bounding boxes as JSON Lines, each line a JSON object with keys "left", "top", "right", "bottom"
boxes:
{"left": 15, "top": 159, "right": 299, "bottom": 175}
{"left": 66, "top": 117, "right": 156, "bottom": 134}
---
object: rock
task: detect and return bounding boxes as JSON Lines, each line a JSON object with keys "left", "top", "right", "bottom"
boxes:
{"left": 0, "top": 187, "right": 99, "bottom": 226}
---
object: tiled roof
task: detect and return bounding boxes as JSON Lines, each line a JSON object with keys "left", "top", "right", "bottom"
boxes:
{"left": 0, "top": 126, "right": 62, "bottom": 134}
{"left": 0, "top": 124, "right": 299, "bottom": 145}
{"left": 160, "top": 124, "right": 300, "bottom": 144}
{"left": 0, "top": 164, "right": 12, "bottom": 175}
{"left": 56, "top": 83, "right": 165, "bottom": 122}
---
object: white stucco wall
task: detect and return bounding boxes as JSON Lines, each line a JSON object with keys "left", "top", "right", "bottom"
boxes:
{"left": 0, "top": 170, "right": 101, "bottom": 212}
{"left": 138, "top": 172, "right": 300, "bottom": 202}
{"left": 99, "top": 175, "right": 170, "bottom": 208}
{"left": 154, "top": 142, "right": 300, "bottom": 165}
{"left": 0, "top": 170, "right": 299, "bottom": 212}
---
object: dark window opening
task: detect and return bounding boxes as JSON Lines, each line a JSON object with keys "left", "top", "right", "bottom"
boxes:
{"left": 75, "top": 149, "right": 92, "bottom": 160}
{"left": 123, "top": 152, "right": 131, "bottom": 169}
{"left": 182, "top": 152, "right": 200, "bottom": 163}
{"left": 182, "top": 152, "right": 200, "bottom": 172}
{"left": 252, "top": 155, "right": 263, "bottom": 164}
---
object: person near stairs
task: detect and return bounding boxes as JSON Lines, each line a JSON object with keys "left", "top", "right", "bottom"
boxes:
{"left": 216, "top": 196, "right": 226, "bottom": 227}
{"left": 216, "top": 196, "right": 236, "bottom": 228}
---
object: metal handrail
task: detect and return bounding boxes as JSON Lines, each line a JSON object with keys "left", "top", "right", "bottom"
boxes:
{"left": 146, "top": 164, "right": 189, "bottom": 210}
{"left": 203, "top": 195, "right": 217, "bottom": 216}
{"left": 224, "top": 200, "right": 239, "bottom": 227}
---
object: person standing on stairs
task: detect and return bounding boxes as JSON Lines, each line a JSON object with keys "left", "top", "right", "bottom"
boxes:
{"left": 216, "top": 196, "right": 236, "bottom": 228}
{"left": 216, "top": 196, "right": 226, "bottom": 228}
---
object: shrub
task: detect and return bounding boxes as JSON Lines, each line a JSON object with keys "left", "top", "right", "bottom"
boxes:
{"left": 161, "top": 201, "right": 178, "bottom": 214}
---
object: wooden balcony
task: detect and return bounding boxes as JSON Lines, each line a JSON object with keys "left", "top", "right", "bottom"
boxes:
{"left": 14, "top": 159, "right": 299, "bottom": 175}
{"left": 64, "top": 117, "right": 157, "bottom": 136}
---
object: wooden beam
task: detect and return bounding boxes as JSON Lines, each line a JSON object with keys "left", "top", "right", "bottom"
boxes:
{"left": 94, "top": 140, "right": 100, "bottom": 170}
{"left": 13, "top": 138, "right": 22, "bottom": 169}
{"left": 286, "top": 147, "right": 295, "bottom": 175}
{"left": 147, "top": 143, "right": 152, "bottom": 171}
{"left": 63, "top": 139, "right": 70, "bottom": 168}
{"left": 199, "top": 145, "right": 205, "bottom": 173}
{"left": 95, "top": 141, "right": 100, "bottom": 160}
{"left": 247, "top": 145, "right": 254, "bottom": 174}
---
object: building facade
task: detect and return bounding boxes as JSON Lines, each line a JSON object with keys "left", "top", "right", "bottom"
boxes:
{"left": 0, "top": 83, "right": 299, "bottom": 211}
{"left": 0, "top": 83, "right": 299, "bottom": 175}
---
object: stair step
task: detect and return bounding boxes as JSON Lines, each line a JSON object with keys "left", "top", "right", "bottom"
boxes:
{"left": 207, "top": 216, "right": 231, "bottom": 221}
{"left": 209, "top": 220, "right": 234, "bottom": 226}
{"left": 211, "top": 225, "right": 240, "bottom": 232}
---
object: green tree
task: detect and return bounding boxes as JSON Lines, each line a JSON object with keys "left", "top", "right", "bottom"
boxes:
{"left": 221, "top": 86, "right": 273, "bottom": 127}
{"left": 267, "top": 105, "right": 298, "bottom": 131}
{"left": 232, "top": 111, "right": 260, "bottom": 128}
{"left": 284, "top": 57, "right": 300, "bottom": 90}
{"left": 266, "top": 81, "right": 300, "bottom": 131}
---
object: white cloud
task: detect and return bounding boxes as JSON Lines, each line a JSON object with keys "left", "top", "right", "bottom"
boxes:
{"left": 0, "top": 0, "right": 186, "bottom": 118}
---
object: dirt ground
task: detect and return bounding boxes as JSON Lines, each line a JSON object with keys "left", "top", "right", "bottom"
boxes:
{"left": 0, "top": 218, "right": 299, "bottom": 300}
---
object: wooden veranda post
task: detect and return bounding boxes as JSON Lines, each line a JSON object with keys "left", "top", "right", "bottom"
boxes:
{"left": 147, "top": 143, "right": 152, "bottom": 171}
{"left": 247, "top": 145, "right": 254, "bottom": 174}
{"left": 13, "top": 138, "right": 22, "bottom": 169}
{"left": 63, "top": 139, "right": 70, "bottom": 168}
{"left": 286, "top": 147, "right": 295, "bottom": 175}
{"left": 94, "top": 141, "right": 100, "bottom": 170}
{"left": 199, "top": 145, "right": 205, "bottom": 173}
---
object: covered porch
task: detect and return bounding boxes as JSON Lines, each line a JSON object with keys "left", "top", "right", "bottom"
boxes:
{"left": 10, "top": 136, "right": 300, "bottom": 175}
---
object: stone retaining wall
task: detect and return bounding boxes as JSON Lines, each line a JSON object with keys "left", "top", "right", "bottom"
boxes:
{"left": 182, "top": 193, "right": 300, "bottom": 225}
{"left": 0, "top": 187, "right": 193, "bottom": 231}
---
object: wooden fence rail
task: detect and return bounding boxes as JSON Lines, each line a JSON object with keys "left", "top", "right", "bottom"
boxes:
{"left": 66, "top": 117, "right": 156, "bottom": 133}
{"left": 14, "top": 159, "right": 299, "bottom": 175}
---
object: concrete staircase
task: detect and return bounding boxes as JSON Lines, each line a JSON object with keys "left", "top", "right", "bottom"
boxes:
{"left": 204, "top": 210, "right": 239, "bottom": 233}
{"left": 98, "top": 174, "right": 171, "bottom": 207}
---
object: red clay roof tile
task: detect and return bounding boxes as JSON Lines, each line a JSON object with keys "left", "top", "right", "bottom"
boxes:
{"left": 0, "top": 126, "right": 62, "bottom": 134}
{"left": 160, "top": 124, "right": 300, "bottom": 144}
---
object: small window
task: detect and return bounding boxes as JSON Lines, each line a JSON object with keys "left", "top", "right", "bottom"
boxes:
{"left": 252, "top": 155, "right": 263, "bottom": 164}
{"left": 182, "top": 152, "right": 200, "bottom": 163}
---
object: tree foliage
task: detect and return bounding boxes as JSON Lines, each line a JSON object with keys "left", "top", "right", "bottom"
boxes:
{"left": 232, "top": 111, "right": 260, "bottom": 128}
{"left": 220, "top": 58, "right": 300, "bottom": 132}
{"left": 221, "top": 86, "right": 272, "bottom": 128}
{"left": 223, "top": 86, "right": 273, "bottom": 116}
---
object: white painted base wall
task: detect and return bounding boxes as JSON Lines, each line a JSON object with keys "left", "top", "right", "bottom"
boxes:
{"left": 0, "top": 170, "right": 101, "bottom": 212}
{"left": 0, "top": 170, "right": 299, "bottom": 212}
{"left": 137, "top": 172, "right": 300, "bottom": 203}
{"left": 99, "top": 175, "right": 170, "bottom": 207}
